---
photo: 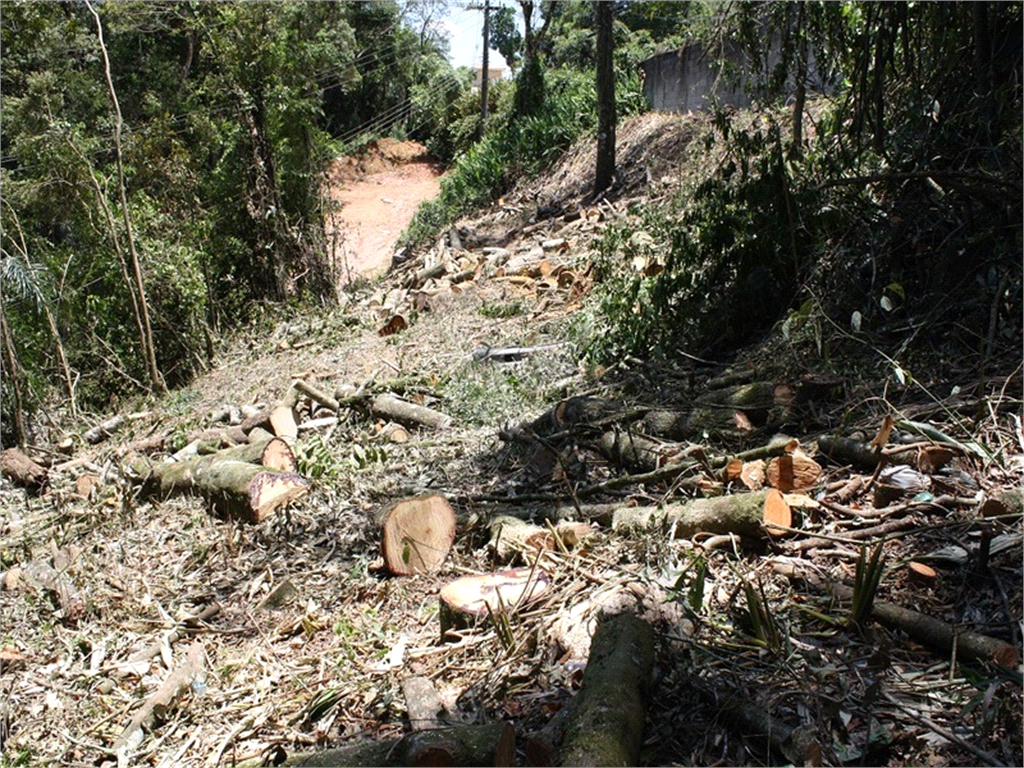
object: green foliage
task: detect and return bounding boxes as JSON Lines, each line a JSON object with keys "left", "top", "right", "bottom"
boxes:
{"left": 490, "top": 6, "right": 523, "bottom": 70}
{"left": 0, "top": 0, "right": 461, "bottom": 411}
{"left": 402, "top": 68, "right": 600, "bottom": 248}
{"left": 740, "top": 574, "right": 784, "bottom": 654}
{"left": 587, "top": 110, "right": 813, "bottom": 363}
{"left": 850, "top": 543, "right": 885, "bottom": 627}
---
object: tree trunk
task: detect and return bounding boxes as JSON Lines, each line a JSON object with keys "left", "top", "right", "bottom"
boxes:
{"left": 129, "top": 453, "right": 310, "bottom": 523}
{"left": 86, "top": 0, "right": 166, "bottom": 395}
{"left": 0, "top": 305, "right": 28, "bottom": 448}
{"left": 791, "top": 1, "right": 807, "bottom": 157}
{"left": 593, "top": 0, "right": 616, "bottom": 195}
{"left": 558, "top": 613, "right": 654, "bottom": 766}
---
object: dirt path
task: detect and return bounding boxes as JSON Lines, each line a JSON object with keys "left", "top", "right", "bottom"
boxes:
{"left": 326, "top": 141, "right": 442, "bottom": 283}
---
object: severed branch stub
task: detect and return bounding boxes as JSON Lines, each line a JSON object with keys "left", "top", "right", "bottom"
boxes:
{"left": 378, "top": 494, "right": 457, "bottom": 576}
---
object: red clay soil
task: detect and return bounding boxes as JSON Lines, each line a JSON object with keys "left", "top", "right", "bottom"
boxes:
{"left": 326, "top": 138, "right": 442, "bottom": 284}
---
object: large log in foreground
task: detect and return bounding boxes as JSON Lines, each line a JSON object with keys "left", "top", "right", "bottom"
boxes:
{"left": 558, "top": 613, "right": 655, "bottom": 766}
{"left": 274, "top": 722, "right": 515, "bottom": 767}
{"left": 129, "top": 453, "right": 310, "bottom": 523}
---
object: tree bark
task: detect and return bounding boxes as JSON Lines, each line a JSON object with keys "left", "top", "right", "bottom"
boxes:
{"left": 370, "top": 393, "right": 452, "bottom": 430}
{"left": 129, "top": 453, "right": 309, "bottom": 523}
{"left": 593, "top": 0, "right": 616, "bottom": 195}
{"left": 610, "top": 490, "right": 773, "bottom": 538}
{"left": 558, "top": 613, "right": 654, "bottom": 766}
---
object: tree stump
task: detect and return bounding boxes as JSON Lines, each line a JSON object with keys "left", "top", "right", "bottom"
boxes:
{"left": 439, "top": 568, "right": 551, "bottom": 639}
{"left": 379, "top": 495, "right": 457, "bottom": 576}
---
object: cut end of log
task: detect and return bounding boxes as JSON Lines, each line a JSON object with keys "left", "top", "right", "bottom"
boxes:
{"left": 249, "top": 471, "right": 311, "bottom": 522}
{"left": 260, "top": 437, "right": 298, "bottom": 473}
{"left": 767, "top": 450, "right": 823, "bottom": 492}
{"left": 907, "top": 561, "right": 937, "bottom": 583}
{"left": 380, "top": 494, "right": 457, "bottom": 576}
{"left": 439, "top": 568, "right": 551, "bottom": 638}
{"left": 269, "top": 405, "right": 299, "bottom": 442}
{"left": 762, "top": 488, "right": 793, "bottom": 537}
{"left": 993, "top": 644, "right": 1021, "bottom": 669}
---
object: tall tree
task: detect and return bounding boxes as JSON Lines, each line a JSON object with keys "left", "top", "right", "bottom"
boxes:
{"left": 513, "top": 0, "right": 554, "bottom": 118}
{"left": 85, "top": 0, "right": 166, "bottom": 395}
{"left": 593, "top": 0, "right": 616, "bottom": 195}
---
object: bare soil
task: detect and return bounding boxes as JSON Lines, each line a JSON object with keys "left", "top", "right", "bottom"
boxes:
{"left": 326, "top": 139, "right": 442, "bottom": 282}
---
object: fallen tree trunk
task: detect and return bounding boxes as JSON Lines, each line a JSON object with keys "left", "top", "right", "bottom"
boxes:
{"left": 597, "top": 430, "right": 691, "bottom": 472}
{"left": 558, "top": 613, "right": 655, "bottom": 766}
{"left": 610, "top": 490, "right": 774, "bottom": 538}
{"left": 278, "top": 722, "right": 515, "bottom": 767}
{"left": 129, "top": 454, "right": 309, "bottom": 523}
{"left": 370, "top": 393, "right": 452, "bottom": 430}
{"left": 0, "top": 447, "right": 48, "bottom": 490}
{"left": 84, "top": 414, "right": 125, "bottom": 444}
{"left": 817, "top": 434, "right": 916, "bottom": 471}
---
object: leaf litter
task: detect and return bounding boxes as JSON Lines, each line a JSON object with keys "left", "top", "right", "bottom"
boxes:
{"left": 1, "top": 112, "right": 1021, "bottom": 767}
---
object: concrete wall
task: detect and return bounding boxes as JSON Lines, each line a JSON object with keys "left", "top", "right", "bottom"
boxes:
{"left": 640, "top": 39, "right": 826, "bottom": 113}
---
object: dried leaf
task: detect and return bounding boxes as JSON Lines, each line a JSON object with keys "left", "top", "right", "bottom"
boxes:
{"left": 870, "top": 414, "right": 895, "bottom": 451}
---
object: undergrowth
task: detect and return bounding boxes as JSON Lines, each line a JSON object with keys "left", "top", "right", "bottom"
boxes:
{"left": 400, "top": 69, "right": 600, "bottom": 249}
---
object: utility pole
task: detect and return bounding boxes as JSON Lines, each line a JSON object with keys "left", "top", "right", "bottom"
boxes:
{"left": 480, "top": 0, "right": 491, "bottom": 130}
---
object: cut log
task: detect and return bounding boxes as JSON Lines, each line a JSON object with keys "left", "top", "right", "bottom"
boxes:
{"left": 765, "top": 450, "right": 822, "bottom": 492}
{"left": 488, "top": 515, "right": 595, "bottom": 563}
{"left": 292, "top": 379, "right": 341, "bottom": 412}
{"left": 275, "top": 722, "right": 515, "bottom": 767}
{"left": 379, "top": 494, "right": 457, "bottom": 576}
{"left": 129, "top": 454, "right": 309, "bottom": 523}
{"left": 371, "top": 393, "right": 452, "bottom": 430}
{"left": 686, "top": 381, "right": 795, "bottom": 437}
{"left": 598, "top": 430, "right": 689, "bottom": 472}
{"left": 817, "top": 434, "right": 916, "bottom": 471}
{"left": 270, "top": 405, "right": 299, "bottom": 442}
{"left": 558, "top": 613, "right": 655, "bottom": 767}
{"left": 611, "top": 490, "right": 774, "bottom": 538}
{"left": 84, "top": 414, "right": 125, "bottom": 444}
{"left": 0, "top": 447, "right": 48, "bottom": 490}
{"left": 762, "top": 489, "right": 793, "bottom": 537}
{"left": 527, "top": 397, "right": 634, "bottom": 438}
{"left": 439, "top": 568, "right": 551, "bottom": 639}
{"left": 907, "top": 561, "right": 938, "bottom": 583}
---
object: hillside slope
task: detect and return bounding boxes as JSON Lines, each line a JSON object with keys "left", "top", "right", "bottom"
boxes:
{"left": 2, "top": 112, "right": 1021, "bottom": 768}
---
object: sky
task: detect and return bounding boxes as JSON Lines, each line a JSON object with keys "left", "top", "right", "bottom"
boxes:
{"left": 441, "top": 3, "right": 510, "bottom": 74}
